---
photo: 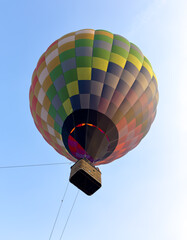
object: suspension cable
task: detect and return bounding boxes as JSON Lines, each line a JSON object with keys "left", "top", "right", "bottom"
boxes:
{"left": 49, "top": 181, "right": 70, "bottom": 240}
{"left": 0, "top": 162, "right": 71, "bottom": 169}
{"left": 59, "top": 190, "right": 79, "bottom": 240}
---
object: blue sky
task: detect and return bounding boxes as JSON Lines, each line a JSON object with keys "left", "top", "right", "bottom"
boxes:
{"left": 0, "top": 0, "right": 187, "bottom": 239}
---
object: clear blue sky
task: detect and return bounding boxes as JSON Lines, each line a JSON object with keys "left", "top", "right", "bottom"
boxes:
{"left": 0, "top": 0, "right": 186, "bottom": 239}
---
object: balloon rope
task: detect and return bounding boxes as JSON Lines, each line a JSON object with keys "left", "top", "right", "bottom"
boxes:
{"left": 48, "top": 181, "right": 70, "bottom": 240}
{"left": 0, "top": 162, "right": 71, "bottom": 169}
{"left": 59, "top": 190, "right": 79, "bottom": 240}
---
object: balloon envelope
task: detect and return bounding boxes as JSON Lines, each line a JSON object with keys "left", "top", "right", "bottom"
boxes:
{"left": 29, "top": 29, "right": 159, "bottom": 165}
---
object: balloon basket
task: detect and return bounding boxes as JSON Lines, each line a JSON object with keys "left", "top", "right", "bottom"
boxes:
{"left": 69, "top": 159, "right": 102, "bottom": 196}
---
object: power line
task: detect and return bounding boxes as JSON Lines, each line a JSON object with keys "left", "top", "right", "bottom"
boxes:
{"left": 59, "top": 190, "right": 79, "bottom": 240}
{"left": 0, "top": 162, "right": 71, "bottom": 169}
{"left": 49, "top": 181, "right": 70, "bottom": 240}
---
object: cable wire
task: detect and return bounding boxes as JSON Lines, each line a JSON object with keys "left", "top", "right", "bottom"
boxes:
{"left": 0, "top": 162, "right": 71, "bottom": 169}
{"left": 49, "top": 181, "right": 70, "bottom": 240}
{"left": 59, "top": 190, "right": 79, "bottom": 240}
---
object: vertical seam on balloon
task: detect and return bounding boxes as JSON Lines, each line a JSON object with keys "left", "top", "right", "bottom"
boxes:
{"left": 35, "top": 52, "right": 55, "bottom": 130}
{"left": 93, "top": 31, "right": 114, "bottom": 163}
{"left": 56, "top": 38, "right": 68, "bottom": 126}
{"left": 110, "top": 42, "right": 145, "bottom": 121}
{"left": 86, "top": 29, "right": 95, "bottom": 162}
{"left": 44, "top": 42, "right": 65, "bottom": 129}
{"left": 57, "top": 33, "right": 78, "bottom": 162}
{"left": 96, "top": 30, "right": 114, "bottom": 111}
{"left": 89, "top": 30, "right": 95, "bottom": 111}
{"left": 104, "top": 34, "right": 131, "bottom": 116}
{"left": 58, "top": 31, "right": 76, "bottom": 116}
{"left": 69, "top": 32, "right": 78, "bottom": 161}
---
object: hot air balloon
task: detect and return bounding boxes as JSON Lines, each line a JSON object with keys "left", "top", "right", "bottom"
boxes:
{"left": 29, "top": 29, "right": 159, "bottom": 195}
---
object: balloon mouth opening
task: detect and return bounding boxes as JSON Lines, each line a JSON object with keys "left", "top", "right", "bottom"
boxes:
{"left": 62, "top": 109, "right": 118, "bottom": 163}
{"left": 68, "top": 123, "right": 110, "bottom": 162}
{"left": 70, "top": 123, "right": 110, "bottom": 141}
